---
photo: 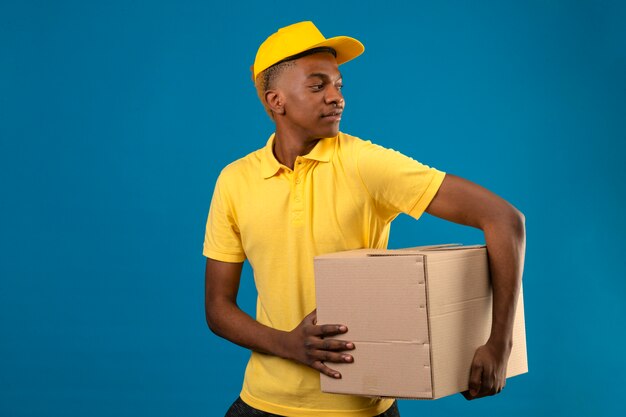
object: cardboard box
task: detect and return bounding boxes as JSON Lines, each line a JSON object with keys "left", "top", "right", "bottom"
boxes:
{"left": 314, "top": 244, "right": 527, "bottom": 399}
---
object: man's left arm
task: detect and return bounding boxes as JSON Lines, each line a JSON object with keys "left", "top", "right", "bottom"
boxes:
{"left": 424, "top": 173, "right": 526, "bottom": 400}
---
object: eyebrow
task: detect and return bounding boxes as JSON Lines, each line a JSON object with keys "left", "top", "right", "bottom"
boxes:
{"left": 306, "top": 72, "right": 343, "bottom": 82}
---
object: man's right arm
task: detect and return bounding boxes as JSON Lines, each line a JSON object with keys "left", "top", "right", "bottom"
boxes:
{"left": 204, "top": 257, "right": 355, "bottom": 378}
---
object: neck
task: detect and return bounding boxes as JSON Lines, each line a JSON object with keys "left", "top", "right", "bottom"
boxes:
{"left": 272, "top": 125, "right": 323, "bottom": 170}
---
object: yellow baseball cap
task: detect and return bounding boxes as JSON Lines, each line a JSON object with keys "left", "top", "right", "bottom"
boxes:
{"left": 252, "top": 21, "right": 365, "bottom": 81}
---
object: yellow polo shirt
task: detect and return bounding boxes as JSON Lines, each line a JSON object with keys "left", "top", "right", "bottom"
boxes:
{"left": 203, "top": 132, "right": 446, "bottom": 416}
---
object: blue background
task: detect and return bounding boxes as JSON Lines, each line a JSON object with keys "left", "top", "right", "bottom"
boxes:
{"left": 1, "top": 1, "right": 625, "bottom": 416}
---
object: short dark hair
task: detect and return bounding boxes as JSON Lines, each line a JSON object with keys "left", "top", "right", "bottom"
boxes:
{"left": 254, "top": 47, "right": 337, "bottom": 120}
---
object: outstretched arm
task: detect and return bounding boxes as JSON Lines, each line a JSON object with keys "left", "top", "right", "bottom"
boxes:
{"left": 425, "top": 173, "right": 526, "bottom": 400}
{"left": 204, "top": 258, "right": 355, "bottom": 378}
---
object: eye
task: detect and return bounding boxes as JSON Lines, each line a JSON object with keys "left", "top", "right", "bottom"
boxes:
{"left": 337, "top": 84, "right": 344, "bottom": 91}
{"left": 310, "top": 84, "right": 324, "bottom": 91}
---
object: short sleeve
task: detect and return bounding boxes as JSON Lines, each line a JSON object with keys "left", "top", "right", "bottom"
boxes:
{"left": 203, "top": 174, "right": 246, "bottom": 263}
{"left": 356, "top": 141, "right": 446, "bottom": 221}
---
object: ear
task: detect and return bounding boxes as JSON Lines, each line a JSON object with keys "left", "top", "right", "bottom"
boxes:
{"left": 265, "top": 90, "right": 285, "bottom": 116}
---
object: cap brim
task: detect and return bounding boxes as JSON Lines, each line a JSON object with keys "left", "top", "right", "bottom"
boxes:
{"left": 308, "top": 35, "right": 365, "bottom": 66}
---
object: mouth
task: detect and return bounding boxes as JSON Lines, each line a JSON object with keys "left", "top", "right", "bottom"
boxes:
{"left": 321, "top": 110, "right": 343, "bottom": 121}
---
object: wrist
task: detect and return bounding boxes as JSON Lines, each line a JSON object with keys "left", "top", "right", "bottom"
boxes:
{"left": 273, "top": 329, "right": 293, "bottom": 360}
{"left": 487, "top": 335, "right": 513, "bottom": 354}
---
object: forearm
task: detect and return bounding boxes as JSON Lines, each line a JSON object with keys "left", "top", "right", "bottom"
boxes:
{"left": 206, "top": 299, "right": 288, "bottom": 358}
{"left": 482, "top": 210, "right": 526, "bottom": 349}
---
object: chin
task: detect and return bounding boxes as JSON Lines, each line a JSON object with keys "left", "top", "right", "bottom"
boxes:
{"left": 306, "top": 121, "right": 340, "bottom": 140}
{"left": 318, "top": 126, "right": 340, "bottom": 138}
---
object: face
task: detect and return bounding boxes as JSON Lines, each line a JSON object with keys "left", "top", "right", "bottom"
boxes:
{"left": 272, "top": 52, "right": 345, "bottom": 140}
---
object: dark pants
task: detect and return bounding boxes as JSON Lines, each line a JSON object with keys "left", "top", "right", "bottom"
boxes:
{"left": 225, "top": 396, "right": 400, "bottom": 417}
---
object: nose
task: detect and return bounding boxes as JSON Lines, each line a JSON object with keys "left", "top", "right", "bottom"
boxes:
{"left": 325, "top": 84, "right": 344, "bottom": 107}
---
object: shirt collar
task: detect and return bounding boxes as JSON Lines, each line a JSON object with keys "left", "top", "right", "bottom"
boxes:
{"left": 261, "top": 133, "right": 282, "bottom": 179}
{"left": 260, "top": 133, "right": 338, "bottom": 179}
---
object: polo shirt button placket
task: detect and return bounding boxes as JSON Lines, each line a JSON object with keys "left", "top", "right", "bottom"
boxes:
{"left": 292, "top": 159, "right": 305, "bottom": 225}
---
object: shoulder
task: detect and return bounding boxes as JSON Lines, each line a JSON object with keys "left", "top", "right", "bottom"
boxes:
{"left": 337, "top": 131, "right": 399, "bottom": 162}
{"left": 218, "top": 147, "right": 264, "bottom": 184}
{"left": 335, "top": 131, "right": 380, "bottom": 159}
{"left": 337, "top": 131, "right": 374, "bottom": 148}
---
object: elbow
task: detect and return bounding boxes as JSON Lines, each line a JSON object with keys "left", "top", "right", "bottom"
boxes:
{"left": 484, "top": 203, "right": 526, "bottom": 241}
{"left": 205, "top": 298, "right": 233, "bottom": 337}
{"left": 205, "top": 301, "right": 221, "bottom": 336}
{"left": 205, "top": 312, "right": 214, "bottom": 334}
{"left": 206, "top": 313, "right": 222, "bottom": 337}
{"left": 509, "top": 206, "right": 526, "bottom": 240}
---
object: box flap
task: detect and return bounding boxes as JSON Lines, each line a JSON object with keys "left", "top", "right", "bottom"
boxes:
{"left": 366, "top": 244, "right": 485, "bottom": 257}
{"left": 314, "top": 245, "right": 486, "bottom": 261}
{"left": 419, "top": 244, "right": 485, "bottom": 251}
{"left": 315, "top": 248, "right": 387, "bottom": 260}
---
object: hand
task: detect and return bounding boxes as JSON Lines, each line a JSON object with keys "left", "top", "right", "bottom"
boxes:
{"left": 461, "top": 341, "right": 511, "bottom": 400}
{"left": 282, "top": 309, "right": 355, "bottom": 379}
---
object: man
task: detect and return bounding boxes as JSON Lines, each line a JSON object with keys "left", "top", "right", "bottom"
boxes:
{"left": 204, "top": 21, "right": 525, "bottom": 417}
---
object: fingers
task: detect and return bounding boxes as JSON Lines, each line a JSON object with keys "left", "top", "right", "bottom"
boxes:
{"left": 298, "top": 310, "right": 355, "bottom": 378}
{"left": 464, "top": 363, "right": 505, "bottom": 400}
{"left": 302, "top": 336, "right": 354, "bottom": 378}
{"left": 304, "top": 338, "right": 354, "bottom": 365}
{"left": 475, "top": 363, "right": 506, "bottom": 398}
{"left": 480, "top": 368, "right": 505, "bottom": 397}
{"left": 306, "top": 337, "right": 353, "bottom": 352}
{"left": 467, "top": 361, "right": 483, "bottom": 399}
{"left": 311, "top": 360, "right": 343, "bottom": 379}
{"left": 310, "top": 323, "right": 348, "bottom": 338}
{"left": 305, "top": 344, "right": 353, "bottom": 380}
{"left": 302, "top": 309, "right": 348, "bottom": 338}
{"left": 462, "top": 344, "right": 509, "bottom": 400}
{"left": 310, "top": 348, "right": 354, "bottom": 364}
